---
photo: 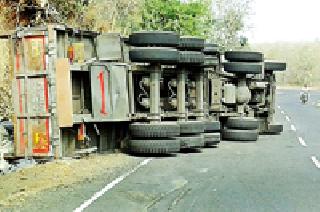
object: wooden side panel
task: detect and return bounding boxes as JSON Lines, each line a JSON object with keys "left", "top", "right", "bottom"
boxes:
{"left": 56, "top": 58, "right": 73, "bottom": 127}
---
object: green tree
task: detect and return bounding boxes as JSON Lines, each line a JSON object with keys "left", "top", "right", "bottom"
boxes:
{"left": 210, "top": 0, "right": 252, "bottom": 50}
{"left": 139, "top": 0, "right": 213, "bottom": 38}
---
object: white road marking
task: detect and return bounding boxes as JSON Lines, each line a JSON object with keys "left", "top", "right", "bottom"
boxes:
{"left": 74, "top": 158, "right": 153, "bottom": 212}
{"left": 277, "top": 106, "right": 281, "bottom": 109}
{"left": 290, "top": 124, "right": 296, "bottom": 131}
{"left": 298, "top": 137, "right": 307, "bottom": 147}
{"left": 199, "top": 168, "right": 208, "bottom": 173}
{"left": 311, "top": 156, "right": 320, "bottom": 169}
{"left": 281, "top": 110, "right": 285, "bottom": 114}
{"left": 285, "top": 116, "right": 290, "bottom": 122}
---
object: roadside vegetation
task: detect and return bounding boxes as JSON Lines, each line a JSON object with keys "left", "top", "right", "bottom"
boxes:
{"left": 0, "top": 0, "right": 252, "bottom": 50}
{"left": 252, "top": 42, "right": 320, "bottom": 87}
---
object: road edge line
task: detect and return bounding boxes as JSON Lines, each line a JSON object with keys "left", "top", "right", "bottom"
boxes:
{"left": 74, "top": 158, "right": 153, "bottom": 212}
{"left": 311, "top": 156, "right": 320, "bottom": 169}
{"left": 298, "top": 137, "right": 307, "bottom": 147}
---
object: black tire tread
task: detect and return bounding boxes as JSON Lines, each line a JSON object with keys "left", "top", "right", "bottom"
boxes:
{"left": 261, "top": 124, "right": 283, "bottom": 135}
{"left": 129, "top": 47, "right": 178, "bottom": 64}
{"left": 175, "top": 134, "right": 205, "bottom": 148}
{"left": 130, "top": 122, "right": 180, "bottom": 138}
{"left": 204, "top": 120, "right": 221, "bottom": 132}
{"left": 265, "top": 61, "right": 287, "bottom": 72}
{"left": 130, "top": 139, "right": 180, "bottom": 154}
{"left": 223, "top": 62, "right": 262, "bottom": 75}
{"left": 179, "top": 37, "right": 205, "bottom": 50}
{"left": 203, "top": 43, "right": 219, "bottom": 55}
{"left": 226, "top": 117, "right": 259, "bottom": 130}
{"left": 179, "top": 121, "right": 205, "bottom": 134}
{"left": 225, "top": 51, "right": 263, "bottom": 62}
{"left": 203, "top": 132, "right": 220, "bottom": 146}
{"left": 178, "top": 51, "right": 205, "bottom": 64}
{"left": 222, "top": 129, "right": 259, "bottom": 142}
{"left": 129, "top": 31, "right": 179, "bottom": 47}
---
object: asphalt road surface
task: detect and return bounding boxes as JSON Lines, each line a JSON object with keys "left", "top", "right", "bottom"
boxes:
{"left": 20, "top": 89, "right": 320, "bottom": 212}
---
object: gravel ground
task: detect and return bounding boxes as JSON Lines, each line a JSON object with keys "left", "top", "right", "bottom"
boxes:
{"left": 0, "top": 154, "right": 142, "bottom": 211}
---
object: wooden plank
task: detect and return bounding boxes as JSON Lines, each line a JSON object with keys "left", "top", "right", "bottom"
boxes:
{"left": 55, "top": 58, "right": 73, "bottom": 127}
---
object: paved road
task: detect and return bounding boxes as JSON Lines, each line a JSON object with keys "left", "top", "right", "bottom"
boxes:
{"left": 20, "top": 89, "right": 320, "bottom": 212}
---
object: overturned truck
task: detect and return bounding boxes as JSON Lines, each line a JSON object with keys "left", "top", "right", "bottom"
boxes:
{"left": 0, "top": 26, "right": 286, "bottom": 158}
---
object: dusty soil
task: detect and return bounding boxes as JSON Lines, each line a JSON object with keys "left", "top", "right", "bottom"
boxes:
{"left": 0, "top": 154, "right": 141, "bottom": 208}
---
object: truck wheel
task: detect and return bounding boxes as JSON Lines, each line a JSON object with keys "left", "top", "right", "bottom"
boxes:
{"left": 226, "top": 117, "right": 259, "bottom": 130}
{"left": 179, "top": 37, "right": 205, "bottom": 51}
{"left": 262, "top": 124, "right": 283, "bottom": 135}
{"left": 204, "top": 120, "right": 220, "bottom": 132}
{"left": 129, "top": 47, "right": 179, "bottom": 64}
{"left": 175, "top": 134, "right": 205, "bottom": 148}
{"left": 130, "top": 122, "right": 180, "bottom": 138}
{"left": 265, "top": 61, "right": 287, "bottom": 72}
{"left": 203, "top": 132, "right": 220, "bottom": 146}
{"left": 129, "top": 31, "right": 179, "bottom": 47}
{"left": 203, "top": 43, "right": 219, "bottom": 55}
{"left": 225, "top": 51, "right": 263, "bottom": 62}
{"left": 179, "top": 121, "right": 205, "bottom": 134}
{"left": 223, "top": 62, "right": 262, "bottom": 75}
{"left": 130, "top": 138, "right": 180, "bottom": 154}
{"left": 222, "top": 129, "right": 259, "bottom": 142}
{"left": 178, "top": 51, "right": 205, "bottom": 64}
{"left": 202, "top": 56, "right": 219, "bottom": 67}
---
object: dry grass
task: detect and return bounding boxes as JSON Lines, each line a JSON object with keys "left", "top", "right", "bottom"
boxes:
{"left": 0, "top": 154, "right": 139, "bottom": 207}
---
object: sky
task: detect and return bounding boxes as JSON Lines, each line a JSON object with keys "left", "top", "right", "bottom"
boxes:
{"left": 249, "top": 0, "right": 320, "bottom": 43}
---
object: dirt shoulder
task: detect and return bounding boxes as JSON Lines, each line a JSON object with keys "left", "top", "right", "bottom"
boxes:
{"left": 0, "top": 154, "right": 141, "bottom": 208}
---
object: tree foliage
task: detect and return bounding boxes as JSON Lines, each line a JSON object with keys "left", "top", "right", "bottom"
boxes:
{"left": 139, "top": 0, "right": 213, "bottom": 38}
{"left": 82, "top": 0, "right": 142, "bottom": 34}
{"left": 0, "top": 0, "right": 253, "bottom": 49}
{"left": 210, "top": 0, "right": 252, "bottom": 50}
{"left": 253, "top": 42, "right": 320, "bottom": 87}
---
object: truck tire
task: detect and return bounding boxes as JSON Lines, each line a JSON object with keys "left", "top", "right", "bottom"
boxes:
{"left": 130, "top": 138, "right": 180, "bottom": 154}
{"left": 223, "top": 62, "right": 262, "bottom": 75}
{"left": 179, "top": 121, "right": 205, "bottom": 134}
{"left": 130, "top": 122, "right": 180, "bottom": 138}
{"left": 129, "top": 47, "right": 179, "bottom": 64}
{"left": 222, "top": 129, "right": 259, "bottom": 142}
{"left": 225, "top": 51, "right": 263, "bottom": 62}
{"left": 178, "top": 51, "right": 205, "bottom": 64}
{"left": 262, "top": 124, "right": 283, "bottom": 135}
{"left": 202, "top": 56, "right": 219, "bottom": 67}
{"left": 175, "top": 134, "right": 205, "bottom": 148}
{"left": 129, "top": 31, "right": 179, "bottom": 47}
{"left": 265, "top": 61, "right": 287, "bottom": 72}
{"left": 179, "top": 37, "right": 205, "bottom": 50}
{"left": 226, "top": 117, "right": 259, "bottom": 130}
{"left": 203, "top": 132, "right": 220, "bottom": 146}
{"left": 203, "top": 43, "right": 219, "bottom": 55}
{"left": 204, "top": 120, "right": 220, "bottom": 132}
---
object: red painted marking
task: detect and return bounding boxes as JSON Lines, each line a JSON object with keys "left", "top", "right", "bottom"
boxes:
{"left": 98, "top": 70, "right": 107, "bottom": 115}
{"left": 17, "top": 79, "right": 25, "bottom": 154}
{"left": 15, "top": 51, "right": 20, "bottom": 72}
{"left": 80, "top": 123, "right": 84, "bottom": 135}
